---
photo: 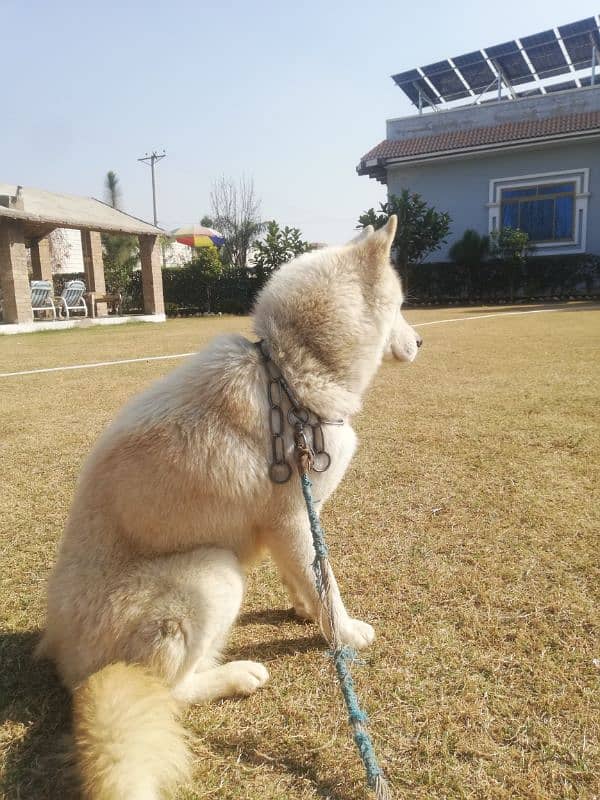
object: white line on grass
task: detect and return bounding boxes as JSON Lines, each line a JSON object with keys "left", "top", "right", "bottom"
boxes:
{"left": 0, "top": 352, "right": 196, "bottom": 378}
{"left": 412, "top": 306, "right": 563, "bottom": 327}
{"left": 0, "top": 305, "right": 581, "bottom": 379}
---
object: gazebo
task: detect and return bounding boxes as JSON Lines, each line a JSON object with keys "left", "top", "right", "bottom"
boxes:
{"left": 0, "top": 183, "right": 165, "bottom": 328}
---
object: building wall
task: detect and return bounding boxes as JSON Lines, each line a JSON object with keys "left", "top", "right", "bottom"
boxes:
{"left": 386, "top": 86, "right": 600, "bottom": 141}
{"left": 386, "top": 139, "right": 600, "bottom": 260}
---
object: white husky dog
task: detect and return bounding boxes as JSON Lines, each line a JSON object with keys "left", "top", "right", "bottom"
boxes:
{"left": 36, "top": 215, "right": 421, "bottom": 799}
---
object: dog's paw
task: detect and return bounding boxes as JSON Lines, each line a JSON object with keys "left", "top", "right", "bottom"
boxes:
{"left": 225, "top": 660, "right": 270, "bottom": 695}
{"left": 339, "top": 618, "right": 375, "bottom": 650}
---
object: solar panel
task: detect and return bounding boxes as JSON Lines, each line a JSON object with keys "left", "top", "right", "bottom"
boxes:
{"left": 410, "top": 78, "right": 441, "bottom": 105}
{"left": 485, "top": 40, "right": 532, "bottom": 85}
{"left": 544, "top": 79, "right": 578, "bottom": 93}
{"left": 391, "top": 16, "right": 600, "bottom": 110}
{"left": 520, "top": 29, "right": 568, "bottom": 78}
{"left": 391, "top": 69, "right": 421, "bottom": 85}
{"left": 559, "top": 18, "right": 600, "bottom": 70}
{"left": 391, "top": 70, "right": 441, "bottom": 106}
{"left": 580, "top": 75, "right": 598, "bottom": 87}
{"left": 453, "top": 51, "right": 496, "bottom": 93}
{"left": 421, "top": 60, "right": 470, "bottom": 101}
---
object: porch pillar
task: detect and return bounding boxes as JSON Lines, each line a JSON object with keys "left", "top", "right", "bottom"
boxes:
{"left": 0, "top": 219, "right": 32, "bottom": 324}
{"left": 81, "top": 230, "right": 106, "bottom": 293}
{"left": 81, "top": 230, "right": 107, "bottom": 316}
{"left": 139, "top": 234, "right": 164, "bottom": 315}
{"left": 30, "top": 237, "right": 53, "bottom": 282}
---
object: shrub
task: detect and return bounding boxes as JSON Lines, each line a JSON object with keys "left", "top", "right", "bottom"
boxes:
{"left": 406, "top": 253, "right": 600, "bottom": 304}
{"left": 449, "top": 230, "right": 490, "bottom": 293}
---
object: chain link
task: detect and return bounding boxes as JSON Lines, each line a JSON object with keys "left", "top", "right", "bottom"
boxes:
{"left": 256, "top": 340, "right": 343, "bottom": 484}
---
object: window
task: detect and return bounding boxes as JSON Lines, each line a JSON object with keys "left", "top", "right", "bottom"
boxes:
{"left": 489, "top": 170, "right": 589, "bottom": 255}
{"left": 500, "top": 182, "right": 575, "bottom": 242}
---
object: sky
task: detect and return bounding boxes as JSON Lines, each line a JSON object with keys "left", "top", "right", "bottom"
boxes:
{"left": 3, "top": 0, "right": 600, "bottom": 244}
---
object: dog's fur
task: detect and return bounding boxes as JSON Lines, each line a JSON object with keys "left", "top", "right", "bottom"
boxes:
{"left": 36, "top": 215, "right": 421, "bottom": 799}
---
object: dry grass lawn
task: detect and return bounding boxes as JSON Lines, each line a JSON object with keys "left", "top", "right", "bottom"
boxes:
{"left": 1, "top": 304, "right": 598, "bottom": 799}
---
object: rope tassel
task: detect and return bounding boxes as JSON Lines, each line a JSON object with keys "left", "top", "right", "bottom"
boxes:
{"left": 300, "top": 473, "right": 392, "bottom": 800}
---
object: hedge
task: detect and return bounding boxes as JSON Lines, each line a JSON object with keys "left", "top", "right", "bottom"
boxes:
{"left": 124, "top": 268, "right": 263, "bottom": 315}
{"left": 51, "top": 253, "right": 600, "bottom": 317}
{"left": 405, "top": 253, "right": 600, "bottom": 304}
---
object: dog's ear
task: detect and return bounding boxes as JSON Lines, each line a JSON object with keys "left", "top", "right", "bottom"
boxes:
{"left": 372, "top": 215, "right": 397, "bottom": 251}
{"left": 355, "top": 214, "right": 397, "bottom": 261}
{"left": 347, "top": 225, "right": 374, "bottom": 244}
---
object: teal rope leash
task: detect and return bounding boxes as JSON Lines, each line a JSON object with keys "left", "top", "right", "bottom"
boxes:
{"left": 300, "top": 472, "right": 392, "bottom": 800}
{"left": 256, "top": 341, "right": 391, "bottom": 797}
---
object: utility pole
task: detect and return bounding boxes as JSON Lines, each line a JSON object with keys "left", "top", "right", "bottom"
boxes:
{"left": 137, "top": 150, "right": 166, "bottom": 226}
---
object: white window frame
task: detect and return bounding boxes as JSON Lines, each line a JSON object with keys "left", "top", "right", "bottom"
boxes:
{"left": 487, "top": 168, "right": 590, "bottom": 255}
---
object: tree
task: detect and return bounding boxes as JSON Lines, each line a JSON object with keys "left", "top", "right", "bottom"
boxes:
{"left": 490, "top": 226, "right": 531, "bottom": 302}
{"left": 210, "top": 176, "right": 264, "bottom": 269}
{"left": 101, "top": 171, "right": 139, "bottom": 294}
{"left": 358, "top": 190, "right": 451, "bottom": 281}
{"left": 105, "top": 170, "right": 122, "bottom": 210}
{"left": 252, "top": 220, "right": 310, "bottom": 283}
{"left": 200, "top": 215, "right": 215, "bottom": 228}
{"left": 449, "top": 229, "right": 490, "bottom": 295}
{"left": 189, "top": 245, "right": 223, "bottom": 312}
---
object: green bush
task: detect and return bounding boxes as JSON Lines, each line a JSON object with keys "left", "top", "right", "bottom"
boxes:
{"left": 449, "top": 230, "right": 490, "bottom": 294}
{"left": 120, "top": 266, "right": 259, "bottom": 316}
{"left": 406, "top": 254, "right": 600, "bottom": 303}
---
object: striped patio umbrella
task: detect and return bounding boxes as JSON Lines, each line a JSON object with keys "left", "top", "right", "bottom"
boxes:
{"left": 171, "top": 224, "right": 225, "bottom": 248}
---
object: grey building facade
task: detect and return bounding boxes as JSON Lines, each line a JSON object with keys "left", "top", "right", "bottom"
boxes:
{"left": 358, "top": 87, "right": 600, "bottom": 261}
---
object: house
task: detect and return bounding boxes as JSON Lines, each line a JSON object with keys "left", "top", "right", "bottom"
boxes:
{"left": 357, "top": 17, "right": 600, "bottom": 260}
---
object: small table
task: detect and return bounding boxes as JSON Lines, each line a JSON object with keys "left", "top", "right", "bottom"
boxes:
{"left": 85, "top": 292, "right": 122, "bottom": 318}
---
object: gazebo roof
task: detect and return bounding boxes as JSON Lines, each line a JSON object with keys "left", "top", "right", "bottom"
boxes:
{"left": 0, "top": 183, "right": 163, "bottom": 237}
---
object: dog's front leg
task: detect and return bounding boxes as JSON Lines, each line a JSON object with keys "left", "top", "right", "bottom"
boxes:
{"left": 267, "top": 516, "right": 375, "bottom": 650}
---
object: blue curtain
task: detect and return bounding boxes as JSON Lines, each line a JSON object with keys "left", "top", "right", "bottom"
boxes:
{"left": 519, "top": 199, "right": 554, "bottom": 241}
{"left": 555, "top": 196, "right": 574, "bottom": 239}
{"left": 502, "top": 204, "right": 519, "bottom": 228}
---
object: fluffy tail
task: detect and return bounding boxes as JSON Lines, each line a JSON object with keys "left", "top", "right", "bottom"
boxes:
{"left": 73, "top": 662, "right": 190, "bottom": 800}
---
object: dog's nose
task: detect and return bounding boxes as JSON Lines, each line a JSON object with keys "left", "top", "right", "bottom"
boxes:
{"left": 416, "top": 336, "right": 423, "bottom": 348}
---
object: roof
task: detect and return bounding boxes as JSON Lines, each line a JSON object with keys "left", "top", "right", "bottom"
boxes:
{"left": 357, "top": 109, "right": 600, "bottom": 178}
{"left": 0, "top": 184, "right": 163, "bottom": 236}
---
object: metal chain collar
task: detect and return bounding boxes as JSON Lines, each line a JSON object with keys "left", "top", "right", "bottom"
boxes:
{"left": 256, "top": 340, "right": 344, "bottom": 484}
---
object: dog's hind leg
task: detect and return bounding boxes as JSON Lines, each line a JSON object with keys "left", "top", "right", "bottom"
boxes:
{"left": 113, "top": 546, "right": 267, "bottom": 702}
{"left": 267, "top": 514, "right": 376, "bottom": 650}
{"left": 144, "top": 547, "right": 269, "bottom": 705}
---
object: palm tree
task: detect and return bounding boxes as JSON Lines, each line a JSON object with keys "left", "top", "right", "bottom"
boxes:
{"left": 104, "top": 171, "right": 122, "bottom": 209}
{"left": 101, "top": 171, "right": 138, "bottom": 297}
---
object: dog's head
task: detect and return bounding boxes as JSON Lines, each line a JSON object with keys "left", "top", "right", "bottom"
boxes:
{"left": 350, "top": 219, "right": 422, "bottom": 365}
{"left": 253, "top": 215, "right": 421, "bottom": 414}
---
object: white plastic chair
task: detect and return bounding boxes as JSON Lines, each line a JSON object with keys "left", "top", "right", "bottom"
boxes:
{"left": 30, "top": 280, "right": 57, "bottom": 320}
{"left": 57, "top": 279, "right": 88, "bottom": 319}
